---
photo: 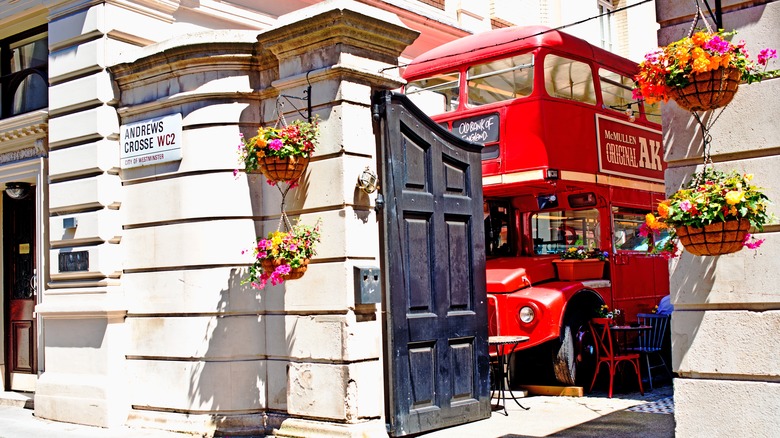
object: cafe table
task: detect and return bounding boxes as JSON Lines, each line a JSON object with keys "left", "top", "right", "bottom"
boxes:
{"left": 609, "top": 324, "right": 651, "bottom": 353}
{"left": 488, "top": 335, "right": 530, "bottom": 415}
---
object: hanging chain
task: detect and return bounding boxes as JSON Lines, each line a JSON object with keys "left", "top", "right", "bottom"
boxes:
{"left": 688, "top": 0, "right": 714, "bottom": 38}
{"left": 691, "top": 105, "right": 728, "bottom": 185}
{"left": 275, "top": 181, "right": 295, "bottom": 232}
{"left": 274, "top": 98, "right": 288, "bottom": 128}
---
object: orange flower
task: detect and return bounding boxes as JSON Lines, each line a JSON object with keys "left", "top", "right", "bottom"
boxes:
{"left": 645, "top": 213, "right": 668, "bottom": 230}
{"left": 657, "top": 200, "right": 671, "bottom": 218}
{"left": 692, "top": 32, "right": 707, "bottom": 47}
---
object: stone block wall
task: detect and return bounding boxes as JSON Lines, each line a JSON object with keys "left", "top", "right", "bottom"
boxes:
{"left": 106, "top": 3, "right": 417, "bottom": 437}
{"left": 655, "top": 1, "right": 780, "bottom": 436}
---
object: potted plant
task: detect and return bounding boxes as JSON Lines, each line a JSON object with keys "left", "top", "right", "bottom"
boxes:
{"left": 553, "top": 246, "right": 609, "bottom": 281}
{"left": 633, "top": 29, "right": 778, "bottom": 111}
{"left": 642, "top": 168, "right": 773, "bottom": 257}
{"left": 592, "top": 305, "right": 622, "bottom": 326}
{"left": 237, "top": 116, "right": 319, "bottom": 184}
{"left": 243, "top": 219, "right": 321, "bottom": 289}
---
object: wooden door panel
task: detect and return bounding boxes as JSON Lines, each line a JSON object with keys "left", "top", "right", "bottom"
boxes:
{"left": 376, "top": 91, "right": 490, "bottom": 436}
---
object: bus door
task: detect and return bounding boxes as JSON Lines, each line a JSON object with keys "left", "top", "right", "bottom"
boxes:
{"left": 610, "top": 207, "right": 670, "bottom": 317}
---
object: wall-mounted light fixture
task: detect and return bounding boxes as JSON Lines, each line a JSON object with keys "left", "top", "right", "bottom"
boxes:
{"left": 356, "top": 167, "right": 379, "bottom": 194}
{"left": 5, "top": 182, "right": 31, "bottom": 200}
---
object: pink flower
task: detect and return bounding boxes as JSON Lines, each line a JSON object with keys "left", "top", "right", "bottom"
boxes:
{"left": 705, "top": 35, "right": 731, "bottom": 55}
{"left": 679, "top": 200, "right": 693, "bottom": 212}
{"left": 275, "top": 264, "right": 291, "bottom": 275}
{"left": 757, "top": 48, "right": 777, "bottom": 66}
{"left": 268, "top": 139, "right": 283, "bottom": 151}
{"left": 743, "top": 233, "right": 765, "bottom": 250}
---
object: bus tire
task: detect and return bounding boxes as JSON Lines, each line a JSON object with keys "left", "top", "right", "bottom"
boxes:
{"left": 552, "top": 324, "right": 577, "bottom": 386}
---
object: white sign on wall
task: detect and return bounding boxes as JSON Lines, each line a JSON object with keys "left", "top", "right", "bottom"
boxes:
{"left": 120, "top": 113, "right": 182, "bottom": 169}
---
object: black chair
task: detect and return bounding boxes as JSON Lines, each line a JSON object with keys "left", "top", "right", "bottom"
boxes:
{"left": 628, "top": 313, "right": 672, "bottom": 390}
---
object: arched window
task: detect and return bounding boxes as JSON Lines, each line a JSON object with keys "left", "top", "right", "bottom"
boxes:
{"left": 1, "top": 25, "right": 48, "bottom": 119}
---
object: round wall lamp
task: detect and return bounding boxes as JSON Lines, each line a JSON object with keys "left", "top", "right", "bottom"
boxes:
{"left": 356, "top": 167, "right": 379, "bottom": 194}
{"left": 5, "top": 182, "right": 31, "bottom": 200}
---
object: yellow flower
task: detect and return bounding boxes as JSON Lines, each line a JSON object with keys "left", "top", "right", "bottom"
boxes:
{"left": 725, "top": 190, "right": 744, "bottom": 205}
{"left": 745, "top": 173, "right": 754, "bottom": 181}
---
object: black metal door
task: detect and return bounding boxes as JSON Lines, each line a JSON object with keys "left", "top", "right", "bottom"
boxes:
{"left": 373, "top": 91, "right": 490, "bottom": 436}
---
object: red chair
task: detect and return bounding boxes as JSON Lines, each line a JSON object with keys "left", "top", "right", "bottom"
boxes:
{"left": 588, "top": 319, "right": 644, "bottom": 398}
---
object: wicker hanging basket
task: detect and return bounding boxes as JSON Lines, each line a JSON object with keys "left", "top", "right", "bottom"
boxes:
{"left": 256, "top": 155, "right": 310, "bottom": 183}
{"left": 675, "top": 218, "right": 750, "bottom": 256}
{"left": 669, "top": 67, "right": 741, "bottom": 112}
{"left": 261, "top": 258, "right": 309, "bottom": 280}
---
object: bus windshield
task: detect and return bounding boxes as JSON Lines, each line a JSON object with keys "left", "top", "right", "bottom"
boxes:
{"left": 532, "top": 209, "right": 600, "bottom": 255}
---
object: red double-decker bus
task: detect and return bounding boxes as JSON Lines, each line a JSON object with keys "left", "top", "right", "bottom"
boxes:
{"left": 402, "top": 26, "right": 669, "bottom": 385}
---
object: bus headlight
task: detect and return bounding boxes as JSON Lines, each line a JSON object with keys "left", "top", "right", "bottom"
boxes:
{"left": 519, "top": 306, "right": 535, "bottom": 323}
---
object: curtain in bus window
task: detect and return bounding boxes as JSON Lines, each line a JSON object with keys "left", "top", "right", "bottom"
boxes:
{"left": 543, "top": 55, "right": 596, "bottom": 104}
{"left": 467, "top": 53, "right": 534, "bottom": 107}
{"left": 405, "top": 72, "right": 460, "bottom": 116}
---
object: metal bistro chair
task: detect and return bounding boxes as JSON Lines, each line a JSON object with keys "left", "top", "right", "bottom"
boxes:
{"left": 588, "top": 319, "right": 644, "bottom": 398}
{"left": 627, "top": 313, "right": 672, "bottom": 390}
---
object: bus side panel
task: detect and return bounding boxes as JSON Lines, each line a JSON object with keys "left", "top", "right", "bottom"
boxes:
{"left": 501, "top": 100, "right": 546, "bottom": 175}
{"left": 541, "top": 101, "right": 602, "bottom": 175}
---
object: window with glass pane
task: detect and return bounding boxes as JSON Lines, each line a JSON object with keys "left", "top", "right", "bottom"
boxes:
{"left": 599, "top": 68, "right": 636, "bottom": 114}
{"left": 532, "top": 209, "right": 600, "bottom": 255}
{"left": 612, "top": 207, "right": 669, "bottom": 251}
{"left": 485, "top": 200, "right": 512, "bottom": 257}
{"left": 405, "top": 72, "right": 460, "bottom": 116}
{"left": 544, "top": 55, "right": 596, "bottom": 104}
{"left": 467, "top": 53, "right": 534, "bottom": 106}
{"left": 11, "top": 35, "right": 48, "bottom": 72}
{"left": 642, "top": 100, "right": 662, "bottom": 125}
{"left": 1, "top": 26, "right": 48, "bottom": 119}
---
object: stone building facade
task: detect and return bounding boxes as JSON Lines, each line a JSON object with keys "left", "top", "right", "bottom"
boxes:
{"left": 656, "top": 1, "right": 780, "bottom": 436}
{"left": 0, "top": 0, "right": 660, "bottom": 436}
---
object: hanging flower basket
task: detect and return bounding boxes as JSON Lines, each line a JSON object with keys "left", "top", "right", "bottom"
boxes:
{"left": 668, "top": 66, "right": 741, "bottom": 112}
{"left": 633, "top": 29, "right": 778, "bottom": 111}
{"left": 242, "top": 219, "right": 322, "bottom": 290}
{"left": 641, "top": 169, "right": 772, "bottom": 258}
{"left": 675, "top": 218, "right": 750, "bottom": 256}
{"left": 553, "top": 259, "right": 606, "bottom": 281}
{"left": 261, "top": 258, "right": 309, "bottom": 280}
{"left": 237, "top": 116, "right": 319, "bottom": 185}
{"left": 257, "top": 155, "right": 310, "bottom": 183}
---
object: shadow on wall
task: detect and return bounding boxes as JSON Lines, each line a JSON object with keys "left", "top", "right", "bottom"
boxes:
{"left": 186, "top": 267, "right": 268, "bottom": 429}
{"left": 668, "top": 252, "right": 715, "bottom": 372}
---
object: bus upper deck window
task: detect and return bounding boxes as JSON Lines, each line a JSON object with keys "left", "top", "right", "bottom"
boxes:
{"left": 642, "top": 100, "right": 663, "bottom": 125}
{"left": 599, "top": 69, "right": 636, "bottom": 115}
{"left": 467, "top": 53, "right": 534, "bottom": 107}
{"left": 405, "top": 72, "right": 460, "bottom": 116}
{"left": 544, "top": 55, "right": 596, "bottom": 105}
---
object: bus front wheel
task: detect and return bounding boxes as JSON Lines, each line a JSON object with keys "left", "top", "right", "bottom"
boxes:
{"left": 552, "top": 324, "right": 577, "bottom": 385}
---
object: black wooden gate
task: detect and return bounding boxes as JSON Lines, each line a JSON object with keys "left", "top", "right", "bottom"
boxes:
{"left": 372, "top": 91, "right": 490, "bottom": 436}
